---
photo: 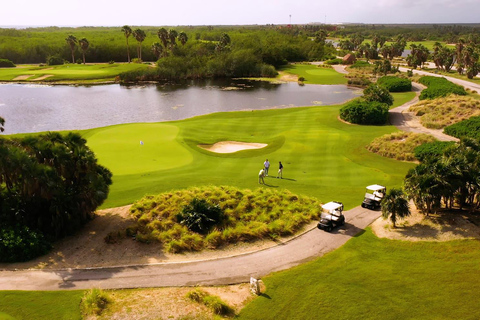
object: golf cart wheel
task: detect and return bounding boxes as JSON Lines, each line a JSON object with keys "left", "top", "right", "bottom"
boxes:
{"left": 326, "top": 226, "right": 332, "bottom": 232}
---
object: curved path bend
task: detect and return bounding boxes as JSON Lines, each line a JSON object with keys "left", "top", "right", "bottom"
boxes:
{"left": 0, "top": 206, "right": 379, "bottom": 290}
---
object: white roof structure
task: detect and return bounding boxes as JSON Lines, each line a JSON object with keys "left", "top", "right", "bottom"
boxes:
{"left": 322, "top": 201, "right": 343, "bottom": 211}
{"left": 366, "top": 184, "right": 386, "bottom": 191}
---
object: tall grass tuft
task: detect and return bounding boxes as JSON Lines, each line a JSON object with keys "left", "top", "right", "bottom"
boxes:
{"left": 80, "top": 288, "right": 111, "bottom": 316}
{"left": 367, "top": 132, "right": 436, "bottom": 161}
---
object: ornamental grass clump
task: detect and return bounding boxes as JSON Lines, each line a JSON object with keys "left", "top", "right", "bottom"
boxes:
{"left": 367, "top": 132, "right": 436, "bottom": 161}
{"left": 128, "top": 186, "right": 322, "bottom": 253}
{"left": 409, "top": 95, "right": 480, "bottom": 129}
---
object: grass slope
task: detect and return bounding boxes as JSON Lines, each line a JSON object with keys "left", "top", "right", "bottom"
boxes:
{"left": 0, "top": 63, "right": 149, "bottom": 82}
{"left": 390, "top": 91, "right": 416, "bottom": 108}
{"left": 0, "top": 291, "right": 83, "bottom": 320}
{"left": 239, "top": 229, "right": 480, "bottom": 320}
{"left": 279, "top": 64, "right": 347, "bottom": 85}
{"left": 81, "top": 105, "right": 413, "bottom": 210}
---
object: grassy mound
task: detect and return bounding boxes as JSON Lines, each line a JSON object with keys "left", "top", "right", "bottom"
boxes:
{"left": 278, "top": 64, "right": 347, "bottom": 84}
{"left": 367, "top": 132, "right": 436, "bottom": 161}
{"left": 409, "top": 95, "right": 480, "bottom": 129}
{"left": 128, "top": 186, "right": 322, "bottom": 253}
{"left": 418, "top": 76, "right": 467, "bottom": 100}
{"left": 377, "top": 76, "right": 412, "bottom": 92}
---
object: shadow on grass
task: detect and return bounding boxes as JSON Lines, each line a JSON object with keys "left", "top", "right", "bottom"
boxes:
{"left": 266, "top": 176, "right": 296, "bottom": 181}
{"left": 259, "top": 293, "right": 272, "bottom": 299}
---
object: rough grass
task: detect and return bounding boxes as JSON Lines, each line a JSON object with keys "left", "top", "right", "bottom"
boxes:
{"left": 186, "top": 289, "right": 235, "bottom": 317}
{"left": 278, "top": 63, "right": 347, "bottom": 84}
{"left": 444, "top": 116, "right": 480, "bottom": 140}
{"left": 367, "top": 132, "right": 436, "bottom": 161}
{"left": 0, "top": 290, "right": 83, "bottom": 320}
{"left": 128, "top": 186, "right": 322, "bottom": 253}
{"left": 0, "top": 63, "right": 149, "bottom": 82}
{"left": 80, "top": 288, "right": 111, "bottom": 317}
{"left": 238, "top": 228, "right": 480, "bottom": 320}
{"left": 409, "top": 94, "right": 480, "bottom": 129}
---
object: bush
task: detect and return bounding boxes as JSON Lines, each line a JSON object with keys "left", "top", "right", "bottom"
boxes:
{"left": 80, "top": 288, "right": 111, "bottom": 316}
{"left": 444, "top": 116, "right": 480, "bottom": 140}
{"left": 186, "top": 289, "right": 234, "bottom": 316}
{"left": 177, "top": 198, "right": 225, "bottom": 234}
{"left": 414, "top": 141, "right": 455, "bottom": 161}
{"left": 131, "top": 58, "right": 142, "bottom": 63}
{"left": 350, "top": 61, "right": 371, "bottom": 68}
{"left": 418, "top": 76, "right": 467, "bottom": 100}
{"left": 367, "top": 132, "right": 436, "bottom": 161}
{"left": 46, "top": 55, "right": 64, "bottom": 66}
{"left": 377, "top": 76, "right": 412, "bottom": 92}
{"left": 407, "top": 70, "right": 413, "bottom": 77}
{"left": 347, "top": 77, "right": 371, "bottom": 87}
{"left": 363, "top": 83, "right": 394, "bottom": 106}
{"left": 76, "top": 58, "right": 82, "bottom": 64}
{"left": 0, "top": 58, "right": 15, "bottom": 68}
{"left": 340, "top": 99, "right": 389, "bottom": 125}
{"left": 0, "top": 225, "right": 51, "bottom": 262}
{"left": 109, "top": 60, "right": 115, "bottom": 64}
{"left": 325, "top": 58, "right": 343, "bottom": 65}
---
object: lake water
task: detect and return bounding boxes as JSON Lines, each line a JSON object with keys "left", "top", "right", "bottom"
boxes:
{"left": 0, "top": 79, "right": 361, "bottom": 134}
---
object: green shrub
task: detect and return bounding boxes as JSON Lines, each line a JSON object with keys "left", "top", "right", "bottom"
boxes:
{"left": 367, "top": 132, "right": 436, "bottom": 161}
{"left": 444, "top": 116, "right": 480, "bottom": 140}
{"left": 418, "top": 76, "right": 467, "bottom": 100}
{"left": 76, "top": 58, "right": 82, "bottom": 64}
{"left": 325, "top": 58, "right": 343, "bottom": 65}
{"left": 414, "top": 141, "right": 455, "bottom": 161}
{"left": 0, "top": 58, "right": 15, "bottom": 68}
{"left": 347, "top": 77, "right": 371, "bottom": 87}
{"left": 340, "top": 100, "right": 389, "bottom": 125}
{"left": 363, "top": 83, "right": 394, "bottom": 106}
{"left": 186, "top": 289, "right": 234, "bottom": 317}
{"left": 0, "top": 225, "right": 51, "bottom": 262}
{"left": 377, "top": 76, "right": 412, "bottom": 92}
{"left": 80, "top": 288, "right": 111, "bottom": 316}
{"left": 46, "top": 55, "right": 64, "bottom": 66}
{"left": 177, "top": 198, "right": 225, "bottom": 234}
{"left": 350, "top": 61, "right": 371, "bottom": 68}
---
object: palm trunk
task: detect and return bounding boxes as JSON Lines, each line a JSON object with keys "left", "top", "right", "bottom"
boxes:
{"left": 71, "top": 50, "right": 75, "bottom": 63}
{"left": 82, "top": 52, "right": 85, "bottom": 64}
{"left": 126, "top": 38, "right": 130, "bottom": 63}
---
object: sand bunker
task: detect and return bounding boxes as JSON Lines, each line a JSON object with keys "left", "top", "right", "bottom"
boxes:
{"left": 199, "top": 141, "right": 267, "bottom": 153}
{"left": 13, "top": 75, "right": 34, "bottom": 80}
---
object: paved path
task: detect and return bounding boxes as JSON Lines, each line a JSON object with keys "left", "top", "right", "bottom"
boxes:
{"left": 389, "top": 82, "right": 458, "bottom": 142}
{"left": 0, "top": 206, "right": 379, "bottom": 290}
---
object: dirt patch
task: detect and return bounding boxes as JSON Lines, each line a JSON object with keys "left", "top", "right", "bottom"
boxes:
{"left": 12, "top": 75, "right": 34, "bottom": 80}
{"left": 372, "top": 204, "right": 480, "bottom": 241}
{"left": 198, "top": 141, "right": 267, "bottom": 153}
{"left": 277, "top": 71, "right": 298, "bottom": 82}
{"left": 31, "top": 74, "right": 54, "bottom": 81}
{"left": 100, "top": 284, "right": 254, "bottom": 319}
{"left": 0, "top": 206, "right": 317, "bottom": 270}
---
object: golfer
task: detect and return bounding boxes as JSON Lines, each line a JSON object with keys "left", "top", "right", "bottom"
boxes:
{"left": 277, "top": 161, "right": 283, "bottom": 179}
{"left": 259, "top": 168, "right": 265, "bottom": 184}
{"left": 264, "top": 159, "right": 270, "bottom": 176}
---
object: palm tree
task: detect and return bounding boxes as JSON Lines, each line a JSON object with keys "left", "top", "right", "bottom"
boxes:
{"left": 168, "top": 29, "right": 178, "bottom": 47}
{"left": 381, "top": 188, "right": 411, "bottom": 228}
{"left": 178, "top": 32, "right": 188, "bottom": 46}
{"left": 157, "top": 28, "right": 169, "bottom": 49}
{"left": 78, "top": 38, "right": 89, "bottom": 64}
{"left": 151, "top": 42, "right": 163, "bottom": 59}
{"left": 132, "top": 28, "right": 146, "bottom": 61}
{"left": 121, "top": 25, "right": 133, "bottom": 63}
{"left": 0, "top": 116, "right": 4, "bottom": 132}
{"left": 65, "top": 35, "right": 77, "bottom": 63}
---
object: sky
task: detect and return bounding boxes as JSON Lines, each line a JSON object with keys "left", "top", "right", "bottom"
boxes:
{"left": 2, "top": 0, "right": 480, "bottom": 27}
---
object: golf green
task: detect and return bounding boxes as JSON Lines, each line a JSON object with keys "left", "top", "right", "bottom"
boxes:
{"left": 86, "top": 123, "right": 193, "bottom": 175}
{"left": 279, "top": 64, "right": 347, "bottom": 85}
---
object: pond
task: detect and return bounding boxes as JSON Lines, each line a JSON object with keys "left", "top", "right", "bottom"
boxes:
{"left": 0, "top": 79, "right": 361, "bottom": 134}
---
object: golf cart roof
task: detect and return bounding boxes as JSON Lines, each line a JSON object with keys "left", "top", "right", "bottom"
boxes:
{"left": 366, "top": 184, "right": 386, "bottom": 191}
{"left": 322, "top": 201, "right": 343, "bottom": 211}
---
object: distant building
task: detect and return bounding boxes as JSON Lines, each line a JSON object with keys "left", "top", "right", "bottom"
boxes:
{"left": 342, "top": 54, "right": 356, "bottom": 65}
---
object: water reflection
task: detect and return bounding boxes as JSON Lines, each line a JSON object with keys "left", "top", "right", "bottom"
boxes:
{"left": 0, "top": 80, "right": 360, "bottom": 134}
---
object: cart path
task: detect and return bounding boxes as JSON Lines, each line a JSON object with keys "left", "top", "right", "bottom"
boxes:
{"left": 388, "top": 82, "right": 458, "bottom": 142}
{"left": 0, "top": 206, "right": 379, "bottom": 290}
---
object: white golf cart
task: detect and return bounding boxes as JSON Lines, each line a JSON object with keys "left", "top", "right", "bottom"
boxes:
{"left": 361, "top": 184, "right": 386, "bottom": 210}
{"left": 317, "top": 201, "right": 345, "bottom": 232}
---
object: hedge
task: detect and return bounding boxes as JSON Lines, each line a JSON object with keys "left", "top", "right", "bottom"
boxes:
{"left": 413, "top": 141, "right": 455, "bottom": 161}
{"left": 0, "top": 225, "right": 52, "bottom": 262}
{"left": 444, "top": 116, "right": 480, "bottom": 140}
{"left": 377, "top": 76, "right": 412, "bottom": 92}
{"left": 418, "top": 76, "right": 467, "bottom": 100}
{"left": 0, "top": 59, "right": 15, "bottom": 68}
{"left": 340, "top": 99, "right": 389, "bottom": 125}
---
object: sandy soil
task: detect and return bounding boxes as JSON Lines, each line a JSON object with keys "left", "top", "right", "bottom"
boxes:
{"left": 12, "top": 75, "right": 34, "bottom": 80}
{"left": 277, "top": 71, "right": 298, "bottom": 82}
{"left": 99, "top": 284, "right": 255, "bottom": 319}
{"left": 198, "top": 141, "right": 267, "bottom": 153}
{"left": 31, "top": 74, "right": 54, "bottom": 81}
{"left": 0, "top": 206, "right": 317, "bottom": 270}
{"left": 372, "top": 204, "right": 480, "bottom": 241}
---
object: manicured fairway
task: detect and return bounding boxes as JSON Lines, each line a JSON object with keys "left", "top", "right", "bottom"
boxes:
{"left": 0, "top": 291, "right": 83, "bottom": 320}
{"left": 279, "top": 64, "right": 348, "bottom": 85}
{"left": 0, "top": 63, "right": 149, "bottom": 82}
{"left": 82, "top": 104, "right": 413, "bottom": 209}
{"left": 238, "top": 229, "right": 480, "bottom": 320}
{"left": 391, "top": 91, "right": 417, "bottom": 108}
